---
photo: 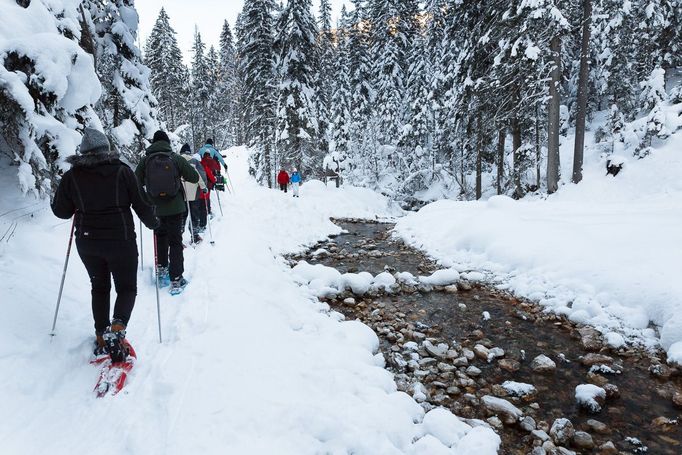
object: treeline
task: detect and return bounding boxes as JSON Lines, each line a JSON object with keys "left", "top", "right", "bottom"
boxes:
{"left": 147, "top": 0, "right": 682, "bottom": 198}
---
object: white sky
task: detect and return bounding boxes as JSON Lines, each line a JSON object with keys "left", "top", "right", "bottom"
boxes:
{"left": 137, "top": 0, "right": 351, "bottom": 64}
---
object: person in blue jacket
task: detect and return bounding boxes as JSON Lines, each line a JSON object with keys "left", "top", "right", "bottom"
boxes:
{"left": 290, "top": 169, "right": 302, "bottom": 198}
{"left": 198, "top": 138, "right": 227, "bottom": 173}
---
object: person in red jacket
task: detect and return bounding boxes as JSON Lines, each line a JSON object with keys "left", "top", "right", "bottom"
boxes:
{"left": 201, "top": 152, "right": 219, "bottom": 215}
{"left": 277, "top": 169, "right": 289, "bottom": 193}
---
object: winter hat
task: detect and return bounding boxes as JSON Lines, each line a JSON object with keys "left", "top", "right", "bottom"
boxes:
{"left": 79, "top": 128, "right": 110, "bottom": 155}
{"left": 152, "top": 130, "right": 170, "bottom": 144}
{"left": 180, "top": 143, "right": 191, "bottom": 155}
{"left": 206, "top": 138, "right": 214, "bottom": 145}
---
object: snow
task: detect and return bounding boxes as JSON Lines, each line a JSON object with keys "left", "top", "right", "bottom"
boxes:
{"left": 419, "top": 268, "right": 460, "bottom": 286}
{"left": 502, "top": 381, "right": 536, "bottom": 397}
{"left": 575, "top": 384, "right": 606, "bottom": 412}
{"left": 481, "top": 395, "right": 523, "bottom": 420}
{"left": 0, "top": 147, "right": 499, "bottom": 454}
{"left": 395, "top": 124, "right": 682, "bottom": 360}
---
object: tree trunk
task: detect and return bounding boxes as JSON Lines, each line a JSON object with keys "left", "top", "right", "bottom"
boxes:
{"left": 476, "top": 111, "right": 483, "bottom": 200}
{"left": 547, "top": 34, "right": 562, "bottom": 194}
{"left": 535, "top": 103, "right": 541, "bottom": 188}
{"left": 512, "top": 117, "right": 522, "bottom": 197}
{"left": 572, "top": 0, "right": 592, "bottom": 184}
{"left": 497, "top": 127, "right": 505, "bottom": 195}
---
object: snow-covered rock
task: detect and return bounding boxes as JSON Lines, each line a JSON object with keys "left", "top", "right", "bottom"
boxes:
{"left": 419, "top": 269, "right": 460, "bottom": 286}
{"left": 575, "top": 384, "right": 607, "bottom": 412}
{"left": 531, "top": 355, "right": 557, "bottom": 373}
{"left": 502, "top": 381, "right": 536, "bottom": 397}
{"left": 481, "top": 395, "right": 523, "bottom": 424}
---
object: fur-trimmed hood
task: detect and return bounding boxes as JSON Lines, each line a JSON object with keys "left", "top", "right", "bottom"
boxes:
{"left": 66, "top": 151, "right": 121, "bottom": 168}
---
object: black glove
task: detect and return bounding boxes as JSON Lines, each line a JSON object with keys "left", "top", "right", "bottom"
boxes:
{"left": 223, "top": 164, "right": 228, "bottom": 172}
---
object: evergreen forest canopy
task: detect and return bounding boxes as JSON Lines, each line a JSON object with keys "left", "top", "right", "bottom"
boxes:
{"left": 1, "top": 0, "right": 681, "bottom": 201}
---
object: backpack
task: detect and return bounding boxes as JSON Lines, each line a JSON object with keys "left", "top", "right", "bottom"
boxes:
{"left": 144, "top": 153, "right": 181, "bottom": 200}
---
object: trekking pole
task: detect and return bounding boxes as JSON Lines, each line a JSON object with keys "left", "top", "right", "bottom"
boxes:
{"left": 225, "top": 168, "right": 235, "bottom": 194}
{"left": 215, "top": 188, "right": 224, "bottom": 217}
{"left": 50, "top": 217, "right": 75, "bottom": 336}
{"left": 153, "top": 233, "right": 163, "bottom": 343}
{"left": 204, "top": 197, "right": 215, "bottom": 245}
{"left": 139, "top": 219, "right": 144, "bottom": 270}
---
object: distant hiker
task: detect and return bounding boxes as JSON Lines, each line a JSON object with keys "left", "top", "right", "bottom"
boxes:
{"left": 135, "top": 131, "right": 199, "bottom": 295}
{"left": 277, "top": 169, "right": 289, "bottom": 193}
{"left": 198, "top": 138, "right": 228, "bottom": 173}
{"left": 51, "top": 128, "right": 159, "bottom": 362}
{"left": 180, "top": 144, "right": 208, "bottom": 244}
{"left": 290, "top": 169, "right": 302, "bottom": 198}
{"left": 201, "top": 151, "right": 219, "bottom": 215}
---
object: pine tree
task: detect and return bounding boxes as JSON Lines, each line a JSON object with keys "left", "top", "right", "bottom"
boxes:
{"left": 316, "top": 0, "right": 335, "bottom": 162}
{"left": 275, "top": 0, "right": 320, "bottom": 175}
{"left": 144, "top": 8, "right": 186, "bottom": 131}
{"left": 190, "top": 28, "right": 210, "bottom": 148}
{"left": 219, "top": 20, "right": 238, "bottom": 146}
{"left": 239, "top": 0, "right": 277, "bottom": 186}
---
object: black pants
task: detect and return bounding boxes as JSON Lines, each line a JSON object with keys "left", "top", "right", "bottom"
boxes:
{"left": 76, "top": 238, "right": 138, "bottom": 334}
{"left": 155, "top": 213, "right": 184, "bottom": 280}
{"left": 187, "top": 200, "right": 202, "bottom": 234}
{"left": 280, "top": 184, "right": 287, "bottom": 192}
{"left": 197, "top": 199, "right": 208, "bottom": 229}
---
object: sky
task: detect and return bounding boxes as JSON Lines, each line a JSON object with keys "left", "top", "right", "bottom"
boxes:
{"left": 137, "top": 0, "right": 351, "bottom": 64}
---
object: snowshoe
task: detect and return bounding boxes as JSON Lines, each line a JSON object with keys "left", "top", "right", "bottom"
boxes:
{"left": 169, "top": 277, "right": 188, "bottom": 296}
{"left": 156, "top": 266, "right": 170, "bottom": 288}
{"left": 103, "top": 320, "right": 129, "bottom": 364}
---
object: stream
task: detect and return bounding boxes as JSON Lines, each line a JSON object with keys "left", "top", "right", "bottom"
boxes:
{"left": 290, "top": 220, "right": 682, "bottom": 455}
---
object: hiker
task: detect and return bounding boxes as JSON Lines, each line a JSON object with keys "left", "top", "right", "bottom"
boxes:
{"left": 201, "top": 151, "right": 220, "bottom": 216}
{"left": 198, "top": 138, "right": 227, "bottom": 173}
{"left": 179, "top": 144, "right": 208, "bottom": 244}
{"left": 51, "top": 128, "right": 159, "bottom": 362}
{"left": 277, "top": 168, "right": 289, "bottom": 193}
{"left": 135, "top": 131, "right": 199, "bottom": 295}
{"left": 290, "top": 169, "right": 302, "bottom": 198}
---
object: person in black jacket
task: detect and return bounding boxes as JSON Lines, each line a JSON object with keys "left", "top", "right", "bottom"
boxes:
{"left": 51, "top": 128, "right": 159, "bottom": 362}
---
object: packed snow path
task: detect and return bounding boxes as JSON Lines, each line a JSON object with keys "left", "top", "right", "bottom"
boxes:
{"left": 0, "top": 148, "right": 499, "bottom": 454}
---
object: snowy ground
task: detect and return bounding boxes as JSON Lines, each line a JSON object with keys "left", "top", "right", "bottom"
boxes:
{"left": 395, "top": 124, "right": 682, "bottom": 364}
{"left": 0, "top": 148, "right": 499, "bottom": 454}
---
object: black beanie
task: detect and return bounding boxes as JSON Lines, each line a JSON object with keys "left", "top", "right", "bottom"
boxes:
{"left": 180, "top": 143, "right": 191, "bottom": 155}
{"left": 206, "top": 138, "right": 214, "bottom": 145}
{"left": 152, "top": 130, "right": 170, "bottom": 143}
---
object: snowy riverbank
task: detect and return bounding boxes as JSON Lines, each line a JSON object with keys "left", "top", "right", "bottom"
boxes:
{"left": 395, "top": 130, "right": 682, "bottom": 364}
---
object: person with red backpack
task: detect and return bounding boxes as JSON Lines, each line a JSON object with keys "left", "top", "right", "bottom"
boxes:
{"left": 135, "top": 131, "right": 199, "bottom": 295}
{"left": 201, "top": 151, "right": 220, "bottom": 216}
{"left": 277, "top": 168, "right": 289, "bottom": 192}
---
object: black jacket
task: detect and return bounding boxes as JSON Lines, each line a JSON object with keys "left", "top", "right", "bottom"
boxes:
{"left": 51, "top": 152, "right": 159, "bottom": 240}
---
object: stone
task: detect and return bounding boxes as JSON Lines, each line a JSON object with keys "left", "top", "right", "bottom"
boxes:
{"left": 473, "top": 344, "right": 490, "bottom": 360}
{"left": 457, "top": 281, "right": 472, "bottom": 291}
{"left": 532, "top": 354, "right": 557, "bottom": 373}
{"left": 462, "top": 348, "right": 475, "bottom": 361}
{"left": 486, "top": 416, "right": 503, "bottom": 430}
{"left": 438, "top": 362, "right": 456, "bottom": 373}
{"left": 481, "top": 395, "right": 523, "bottom": 425}
{"left": 597, "top": 441, "right": 618, "bottom": 454}
{"left": 530, "top": 447, "right": 547, "bottom": 455}
{"left": 424, "top": 341, "right": 449, "bottom": 359}
{"left": 343, "top": 297, "right": 356, "bottom": 305}
{"left": 673, "top": 391, "right": 682, "bottom": 408}
{"left": 471, "top": 329, "right": 485, "bottom": 339}
{"left": 603, "top": 383, "right": 620, "bottom": 400}
{"left": 452, "top": 357, "right": 469, "bottom": 367}
{"left": 572, "top": 431, "right": 595, "bottom": 450}
{"left": 498, "top": 358, "right": 521, "bottom": 372}
{"left": 520, "top": 416, "right": 537, "bottom": 432}
{"left": 550, "top": 418, "right": 575, "bottom": 445}
{"left": 580, "top": 353, "right": 614, "bottom": 366}
{"left": 578, "top": 327, "right": 603, "bottom": 351}
{"left": 488, "top": 347, "right": 505, "bottom": 360}
{"left": 532, "top": 429, "right": 551, "bottom": 442}
{"left": 444, "top": 285, "right": 458, "bottom": 293}
{"left": 466, "top": 366, "right": 482, "bottom": 377}
{"left": 649, "top": 363, "right": 673, "bottom": 379}
{"left": 446, "top": 386, "right": 461, "bottom": 396}
{"left": 586, "top": 419, "right": 609, "bottom": 434}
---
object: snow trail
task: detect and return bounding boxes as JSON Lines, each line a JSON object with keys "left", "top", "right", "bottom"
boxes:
{"left": 0, "top": 147, "right": 497, "bottom": 454}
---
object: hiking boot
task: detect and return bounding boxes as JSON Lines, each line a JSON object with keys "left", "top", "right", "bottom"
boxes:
{"left": 169, "top": 276, "right": 189, "bottom": 295}
{"left": 193, "top": 234, "right": 203, "bottom": 244}
{"left": 157, "top": 265, "right": 170, "bottom": 288}
{"left": 104, "top": 319, "right": 129, "bottom": 363}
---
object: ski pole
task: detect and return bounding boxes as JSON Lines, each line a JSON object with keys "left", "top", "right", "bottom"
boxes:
{"left": 216, "top": 187, "right": 224, "bottom": 217}
{"left": 139, "top": 219, "right": 144, "bottom": 270}
{"left": 204, "top": 197, "right": 215, "bottom": 245}
{"left": 51, "top": 217, "right": 75, "bottom": 336}
{"left": 153, "top": 233, "right": 162, "bottom": 343}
